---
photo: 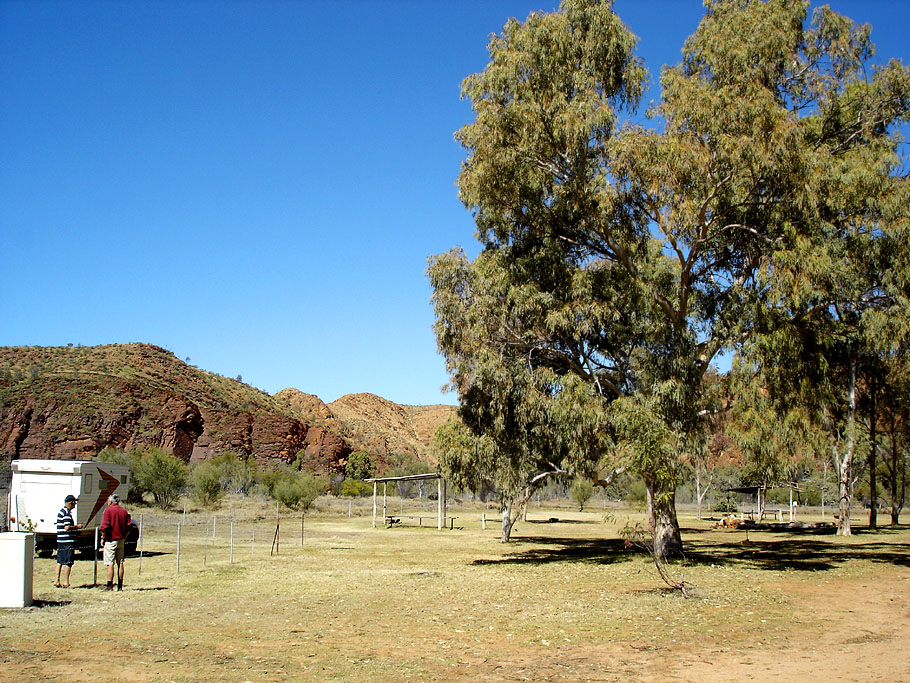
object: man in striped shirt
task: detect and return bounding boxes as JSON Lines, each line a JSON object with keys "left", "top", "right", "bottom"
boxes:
{"left": 54, "top": 494, "right": 81, "bottom": 588}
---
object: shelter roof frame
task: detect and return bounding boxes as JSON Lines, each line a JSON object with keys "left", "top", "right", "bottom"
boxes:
{"left": 366, "top": 473, "right": 447, "bottom": 530}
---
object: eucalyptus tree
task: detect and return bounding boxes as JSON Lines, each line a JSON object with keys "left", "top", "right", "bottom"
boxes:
{"left": 429, "top": 255, "right": 616, "bottom": 542}
{"left": 880, "top": 353, "right": 909, "bottom": 524}
{"left": 429, "top": 0, "right": 643, "bottom": 544}
{"left": 738, "top": 7, "right": 910, "bottom": 534}
{"left": 430, "top": 0, "right": 910, "bottom": 555}
{"left": 728, "top": 359, "right": 827, "bottom": 518}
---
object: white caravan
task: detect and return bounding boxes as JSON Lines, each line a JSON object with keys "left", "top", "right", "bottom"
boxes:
{"left": 7, "top": 459, "right": 132, "bottom": 554}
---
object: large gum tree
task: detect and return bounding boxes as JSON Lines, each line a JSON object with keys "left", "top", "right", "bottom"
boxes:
{"left": 430, "top": 0, "right": 909, "bottom": 557}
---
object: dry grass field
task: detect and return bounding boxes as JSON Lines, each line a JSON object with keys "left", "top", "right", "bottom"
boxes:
{"left": 2, "top": 496, "right": 908, "bottom": 682}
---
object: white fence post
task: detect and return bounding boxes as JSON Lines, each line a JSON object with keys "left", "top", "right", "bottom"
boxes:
{"left": 176, "top": 523, "right": 181, "bottom": 574}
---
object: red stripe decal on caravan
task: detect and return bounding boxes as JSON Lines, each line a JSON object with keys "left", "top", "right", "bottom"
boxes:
{"left": 87, "top": 467, "right": 120, "bottom": 525}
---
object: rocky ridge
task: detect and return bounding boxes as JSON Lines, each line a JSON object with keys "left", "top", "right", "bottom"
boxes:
{"left": 0, "top": 344, "right": 455, "bottom": 472}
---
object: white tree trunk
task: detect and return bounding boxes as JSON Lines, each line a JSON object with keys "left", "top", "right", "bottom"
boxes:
{"left": 501, "top": 499, "right": 518, "bottom": 543}
{"left": 836, "top": 358, "right": 857, "bottom": 536}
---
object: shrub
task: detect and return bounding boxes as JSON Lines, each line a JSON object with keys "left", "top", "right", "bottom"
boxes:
{"left": 339, "top": 477, "right": 372, "bottom": 498}
{"left": 624, "top": 477, "right": 648, "bottom": 506}
{"left": 138, "top": 447, "right": 188, "bottom": 509}
{"left": 272, "top": 472, "right": 326, "bottom": 510}
{"left": 190, "top": 460, "right": 224, "bottom": 508}
{"left": 712, "top": 498, "right": 737, "bottom": 513}
{"left": 345, "top": 449, "right": 376, "bottom": 480}
{"left": 256, "top": 464, "right": 296, "bottom": 497}
{"left": 570, "top": 477, "right": 594, "bottom": 511}
{"left": 210, "top": 452, "right": 255, "bottom": 494}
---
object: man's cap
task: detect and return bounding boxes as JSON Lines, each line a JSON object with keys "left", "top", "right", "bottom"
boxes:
{"left": 65, "top": 494, "right": 77, "bottom": 503}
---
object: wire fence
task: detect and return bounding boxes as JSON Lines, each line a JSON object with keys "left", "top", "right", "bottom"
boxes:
{"left": 129, "top": 509, "right": 319, "bottom": 576}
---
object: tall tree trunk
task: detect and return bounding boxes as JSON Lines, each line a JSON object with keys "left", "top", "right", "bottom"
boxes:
{"left": 887, "top": 412, "right": 904, "bottom": 525}
{"left": 646, "top": 479, "right": 683, "bottom": 559}
{"left": 868, "top": 374, "right": 878, "bottom": 529}
{"left": 836, "top": 358, "right": 858, "bottom": 536}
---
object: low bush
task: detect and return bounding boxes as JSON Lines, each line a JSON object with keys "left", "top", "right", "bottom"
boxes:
{"left": 190, "top": 460, "right": 224, "bottom": 508}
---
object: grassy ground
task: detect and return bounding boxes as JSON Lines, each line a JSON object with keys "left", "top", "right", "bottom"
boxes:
{"left": 2, "top": 496, "right": 908, "bottom": 682}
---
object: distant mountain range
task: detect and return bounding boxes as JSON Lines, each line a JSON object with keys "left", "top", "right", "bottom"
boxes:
{"left": 0, "top": 343, "right": 456, "bottom": 474}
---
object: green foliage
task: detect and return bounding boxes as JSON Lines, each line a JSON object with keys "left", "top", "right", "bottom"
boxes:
{"left": 727, "top": 362, "right": 826, "bottom": 488}
{"left": 712, "top": 497, "right": 737, "bottom": 513}
{"left": 570, "top": 477, "right": 594, "bottom": 511}
{"left": 429, "top": 0, "right": 910, "bottom": 555}
{"left": 190, "top": 460, "right": 225, "bottom": 508}
{"left": 208, "top": 452, "right": 256, "bottom": 494}
{"left": 339, "top": 478, "right": 372, "bottom": 498}
{"left": 255, "top": 466, "right": 288, "bottom": 498}
{"left": 137, "top": 447, "right": 189, "bottom": 509}
{"left": 345, "top": 450, "right": 376, "bottom": 480}
{"left": 271, "top": 472, "right": 325, "bottom": 511}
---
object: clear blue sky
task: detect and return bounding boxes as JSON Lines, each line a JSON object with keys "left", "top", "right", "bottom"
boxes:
{"left": 1, "top": 1, "right": 906, "bottom": 406}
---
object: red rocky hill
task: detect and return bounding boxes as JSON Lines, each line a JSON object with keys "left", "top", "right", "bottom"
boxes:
{"left": 0, "top": 344, "right": 349, "bottom": 472}
{"left": 0, "top": 344, "right": 456, "bottom": 473}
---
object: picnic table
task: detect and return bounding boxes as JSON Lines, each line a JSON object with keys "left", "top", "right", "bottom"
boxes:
{"left": 385, "top": 515, "right": 458, "bottom": 530}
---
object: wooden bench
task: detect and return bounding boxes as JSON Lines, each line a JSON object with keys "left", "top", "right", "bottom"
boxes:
{"left": 385, "top": 515, "right": 458, "bottom": 529}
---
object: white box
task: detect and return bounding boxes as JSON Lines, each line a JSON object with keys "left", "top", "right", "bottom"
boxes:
{"left": 0, "top": 532, "right": 35, "bottom": 608}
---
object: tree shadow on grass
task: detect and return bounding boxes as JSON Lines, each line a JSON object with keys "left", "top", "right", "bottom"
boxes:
{"left": 683, "top": 536, "right": 910, "bottom": 572}
{"left": 525, "top": 518, "right": 596, "bottom": 525}
{"left": 131, "top": 586, "right": 169, "bottom": 591}
{"left": 469, "top": 528, "right": 909, "bottom": 572}
{"left": 25, "top": 599, "right": 68, "bottom": 609}
{"left": 471, "top": 537, "right": 636, "bottom": 566}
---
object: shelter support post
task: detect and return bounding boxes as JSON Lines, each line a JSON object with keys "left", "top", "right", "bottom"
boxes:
{"left": 372, "top": 481, "right": 377, "bottom": 528}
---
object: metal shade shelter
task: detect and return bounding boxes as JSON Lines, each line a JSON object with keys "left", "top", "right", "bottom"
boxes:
{"left": 365, "top": 473, "right": 447, "bottom": 530}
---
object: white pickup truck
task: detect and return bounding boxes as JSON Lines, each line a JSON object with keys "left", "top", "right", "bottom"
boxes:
{"left": 7, "top": 459, "right": 136, "bottom": 555}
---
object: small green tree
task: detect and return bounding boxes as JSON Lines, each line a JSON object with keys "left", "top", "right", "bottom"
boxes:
{"left": 339, "top": 478, "right": 371, "bottom": 498}
{"left": 345, "top": 450, "right": 376, "bottom": 480}
{"left": 209, "top": 452, "right": 256, "bottom": 494}
{"left": 272, "top": 473, "right": 326, "bottom": 510}
{"left": 138, "top": 447, "right": 189, "bottom": 509}
{"left": 570, "top": 477, "right": 594, "bottom": 511}
{"left": 190, "top": 460, "right": 224, "bottom": 508}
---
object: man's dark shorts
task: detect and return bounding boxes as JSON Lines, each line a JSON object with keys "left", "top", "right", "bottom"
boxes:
{"left": 57, "top": 544, "right": 75, "bottom": 566}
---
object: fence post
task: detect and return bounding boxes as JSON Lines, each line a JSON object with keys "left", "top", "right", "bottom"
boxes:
{"left": 93, "top": 527, "right": 99, "bottom": 587}
{"left": 138, "top": 514, "right": 144, "bottom": 576}
{"left": 176, "top": 523, "right": 181, "bottom": 574}
{"left": 482, "top": 513, "right": 486, "bottom": 530}
{"left": 270, "top": 519, "right": 280, "bottom": 556}
{"left": 204, "top": 519, "right": 209, "bottom": 567}
{"left": 230, "top": 519, "right": 234, "bottom": 564}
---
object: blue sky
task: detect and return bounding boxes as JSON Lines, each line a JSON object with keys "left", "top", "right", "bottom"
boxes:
{"left": 1, "top": 1, "right": 906, "bottom": 406}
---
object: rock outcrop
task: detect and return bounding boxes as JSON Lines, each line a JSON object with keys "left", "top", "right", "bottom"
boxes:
{"left": 0, "top": 344, "right": 350, "bottom": 473}
{"left": 0, "top": 344, "right": 454, "bottom": 474}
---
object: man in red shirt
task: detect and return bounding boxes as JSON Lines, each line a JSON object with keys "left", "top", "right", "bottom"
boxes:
{"left": 100, "top": 493, "right": 131, "bottom": 591}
